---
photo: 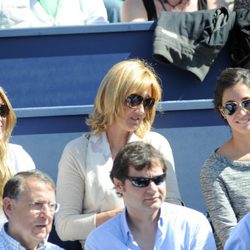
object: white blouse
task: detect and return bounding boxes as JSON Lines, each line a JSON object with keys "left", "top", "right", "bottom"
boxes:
{"left": 55, "top": 131, "right": 182, "bottom": 246}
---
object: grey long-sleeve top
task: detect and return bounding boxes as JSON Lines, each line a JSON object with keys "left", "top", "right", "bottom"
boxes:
{"left": 200, "top": 150, "right": 250, "bottom": 248}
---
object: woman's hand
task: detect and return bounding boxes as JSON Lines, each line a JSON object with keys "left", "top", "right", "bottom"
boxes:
{"left": 96, "top": 207, "right": 123, "bottom": 227}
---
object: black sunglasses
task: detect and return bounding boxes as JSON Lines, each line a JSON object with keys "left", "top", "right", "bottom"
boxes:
{"left": 126, "top": 173, "right": 166, "bottom": 188}
{"left": 223, "top": 100, "right": 250, "bottom": 116}
{"left": 0, "top": 104, "right": 9, "bottom": 118}
{"left": 126, "top": 94, "right": 155, "bottom": 110}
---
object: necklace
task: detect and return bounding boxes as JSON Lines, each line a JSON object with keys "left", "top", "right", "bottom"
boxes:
{"left": 39, "top": 0, "right": 60, "bottom": 18}
{"left": 158, "top": 0, "right": 186, "bottom": 11}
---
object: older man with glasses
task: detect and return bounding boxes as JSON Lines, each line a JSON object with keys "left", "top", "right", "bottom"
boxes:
{"left": 0, "top": 170, "right": 63, "bottom": 250}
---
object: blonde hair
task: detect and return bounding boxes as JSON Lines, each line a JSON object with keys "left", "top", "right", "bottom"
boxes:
{"left": 0, "top": 86, "right": 16, "bottom": 207}
{"left": 86, "top": 59, "right": 162, "bottom": 137}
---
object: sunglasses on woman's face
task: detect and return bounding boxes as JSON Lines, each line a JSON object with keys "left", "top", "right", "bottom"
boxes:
{"left": 126, "top": 173, "right": 166, "bottom": 188}
{"left": 223, "top": 99, "right": 250, "bottom": 116}
{"left": 0, "top": 104, "right": 9, "bottom": 118}
{"left": 126, "top": 94, "right": 155, "bottom": 110}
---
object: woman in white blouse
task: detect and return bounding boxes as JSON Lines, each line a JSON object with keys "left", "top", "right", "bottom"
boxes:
{"left": 0, "top": 86, "right": 35, "bottom": 225}
{"left": 55, "top": 59, "right": 183, "bottom": 247}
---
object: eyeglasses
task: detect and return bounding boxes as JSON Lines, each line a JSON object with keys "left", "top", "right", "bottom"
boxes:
{"left": 126, "top": 94, "right": 155, "bottom": 110}
{"left": 223, "top": 100, "right": 250, "bottom": 116}
{"left": 0, "top": 104, "right": 9, "bottom": 118}
{"left": 28, "top": 201, "right": 60, "bottom": 213}
{"left": 126, "top": 173, "right": 166, "bottom": 188}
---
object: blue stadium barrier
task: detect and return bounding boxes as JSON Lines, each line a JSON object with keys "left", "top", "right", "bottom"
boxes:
{"left": 0, "top": 22, "right": 232, "bottom": 249}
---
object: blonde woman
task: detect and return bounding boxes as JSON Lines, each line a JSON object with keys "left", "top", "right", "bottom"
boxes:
{"left": 55, "top": 59, "right": 183, "bottom": 247}
{"left": 0, "top": 87, "right": 35, "bottom": 225}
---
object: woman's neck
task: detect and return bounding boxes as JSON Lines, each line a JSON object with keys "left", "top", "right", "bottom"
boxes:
{"left": 158, "top": 0, "right": 191, "bottom": 12}
{"left": 220, "top": 136, "right": 250, "bottom": 161}
{"left": 165, "top": 0, "right": 184, "bottom": 8}
{"left": 106, "top": 128, "right": 131, "bottom": 158}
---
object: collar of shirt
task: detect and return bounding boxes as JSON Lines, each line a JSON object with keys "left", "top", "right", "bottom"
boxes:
{"left": 1, "top": 223, "right": 47, "bottom": 250}
{"left": 120, "top": 205, "right": 166, "bottom": 249}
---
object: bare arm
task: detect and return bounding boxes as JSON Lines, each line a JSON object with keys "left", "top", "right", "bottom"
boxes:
{"left": 96, "top": 208, "right": 123, "bottom": 227}
{"left": 120, "top": 0, "right": 148, "bottom": 22}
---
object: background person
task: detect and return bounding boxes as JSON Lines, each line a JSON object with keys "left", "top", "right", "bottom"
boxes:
{"left": 0, "top": 86, "right": 35, "bottom": 226}
{"left": 85, "top": 141, "right": 216, "bottom": 250}
{"left": 0, "top": 170, "right": 63, "bottom": 249}
{"left": 200, "top": 68, "right": 250, "bottom": 249}
{"left": 0, "top": 0, "right": 108, "bottom": 29}
{"left": 233, "top": 0, "right": 250, "bottom": 9}
{"left": 55, "top": 59, "right": 183, "bottom": 247}
{"left": 120, "top": 0, "right": 232, "bottom": 22}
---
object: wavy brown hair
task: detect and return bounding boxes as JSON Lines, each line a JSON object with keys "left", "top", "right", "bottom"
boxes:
{"left": 0, "top": 86, "right": 16, "bottom": 208}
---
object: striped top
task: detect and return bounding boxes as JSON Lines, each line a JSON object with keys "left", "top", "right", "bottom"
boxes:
{"left": 200, "top": 150, "right": 250, "bottom": 249}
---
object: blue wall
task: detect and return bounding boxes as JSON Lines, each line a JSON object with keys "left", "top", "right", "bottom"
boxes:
{"left": 0, "top": 22, "right": 232, "bottom": 214}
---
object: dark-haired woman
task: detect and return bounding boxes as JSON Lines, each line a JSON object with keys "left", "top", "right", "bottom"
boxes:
{"left": 200, "top": 68, "right": 250, "bottom": 249}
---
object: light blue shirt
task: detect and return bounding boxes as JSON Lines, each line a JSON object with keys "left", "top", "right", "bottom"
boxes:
{"left": 0, "top": 223, "right": 64, "bottom": 250}
{"left": 224, "top": 212, "right": 250, "bottom": 250}
{"left": 85, "top": 202, "right": 216, "bottom": 250}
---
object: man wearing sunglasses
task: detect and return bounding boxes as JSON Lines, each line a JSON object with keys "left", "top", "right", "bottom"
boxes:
{"left": 85, "top": 141, "right": 216, "bottom": 250}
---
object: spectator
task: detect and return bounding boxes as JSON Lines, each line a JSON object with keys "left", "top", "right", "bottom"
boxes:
{"left": 85, "top": 141, "right": 216, "bottom": 250}
{"left": 0, "top": 170, "right": 63, "bottom": 249}
{"left": 200, "top": 68, "right": 250, "bottom": 249}
{"left": 0, "top": 0, "right": 108, "bottom": 29}
{"left": 55, "top": 59, "right": 183, "bottom": 247}
{"left": 0, "top": 86, "right": 35, "bottom": 226}
{"left": 224, "top": 212, "right": 250, "bottom": 250}
{"left": 120, "top": 0, "right": 232, "bottom": 22}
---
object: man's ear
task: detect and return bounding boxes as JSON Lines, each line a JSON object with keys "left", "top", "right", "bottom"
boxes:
{"left": 3, "top": 197, "right": 14, "bottom": 218}
{"left": 113, "top": 177, "right": 125, "bottom": 193}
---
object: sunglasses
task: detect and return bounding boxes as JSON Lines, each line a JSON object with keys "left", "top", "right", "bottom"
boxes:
{"left": 126, "top": 173, "right": 166, "bottom": 188}
{"left": 223, "top": 100, "right": 250, "bottom": 116}
{"left": 126, "top": 94, "right": 155, "bottom": 110}
{"left": 0, "top": 104, "right": 9, "bottom": 118}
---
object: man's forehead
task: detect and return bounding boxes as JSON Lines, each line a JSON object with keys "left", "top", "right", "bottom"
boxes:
{"left": 128, "top": 159, "right": 164, "bottom": 174}
{"left": 19, "top": 178, "right": 54, "bottom": 196}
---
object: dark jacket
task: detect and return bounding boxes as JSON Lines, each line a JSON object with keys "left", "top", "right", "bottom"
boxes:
{"left": 230, "top": 9, "right": 250, "bottom": 69}
{"left": 153, "top": 7, "right": 236, "bottom": 81}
